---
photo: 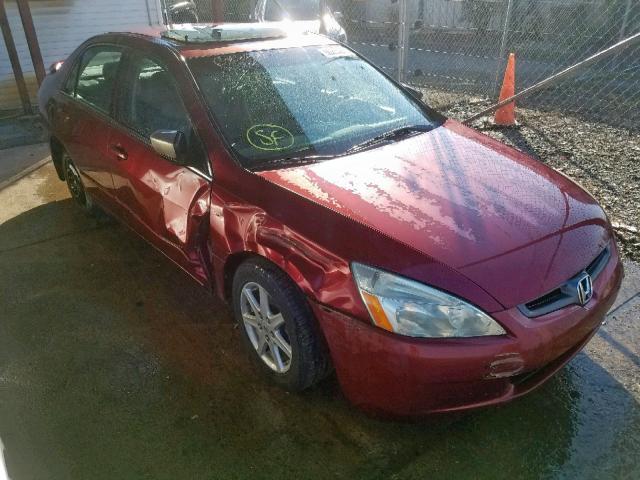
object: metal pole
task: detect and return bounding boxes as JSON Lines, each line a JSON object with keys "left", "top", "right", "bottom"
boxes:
{"left": 494, "top": 0, "right": 514, "bottom": 96}
{"left": 160, "top": 0, "right": 170, "bottom": 26}
{"left": 618, "top": 0, "right": 632, "bottom": 42}
{"left": 0, "top": 0, "right": 31, "bottom": 114}
{"left": 16, "top": 0, "right": 45, "bottom": 86}
{"left": 143, "top": 0, "right": 152, "bottom": 26}
{"left": 397, "top": 0, "right": 409, "bottom": 82}
{"left": 464, "top": 31, "right": 640, "bottom": 124}
{"left": 212, "top": 0, "right": 224, "bottom": 23}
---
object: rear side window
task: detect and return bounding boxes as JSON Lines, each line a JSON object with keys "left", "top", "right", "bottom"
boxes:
{"left": 74, "top": 46, "right": 123, "bottom": 113}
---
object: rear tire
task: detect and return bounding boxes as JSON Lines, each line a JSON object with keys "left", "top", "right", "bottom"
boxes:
{"left": 232, "top": 258, "right": 331, "bottom": 391}
{"left": 62, "top": 153, "right": 100, "bottom": 216}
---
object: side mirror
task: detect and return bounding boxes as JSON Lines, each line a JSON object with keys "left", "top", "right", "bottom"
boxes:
{"left": 49, "top": 61, "right": 64, "bottom": 74}
{"left": 150, "top": 130, "right": 187, "bottom": 165}
{"left": 401, "top": 83, "right": 423, "bottom": 101}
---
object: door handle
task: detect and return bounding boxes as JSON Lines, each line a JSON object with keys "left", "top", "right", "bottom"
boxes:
{"left": 54, "top": 104, "right": 71, "bottom": 124}
{"left": 59, "top": 108, "right": 71, "bottom": 123}
{"left": 109, "top": 144, "right": 128, "bottom": 161}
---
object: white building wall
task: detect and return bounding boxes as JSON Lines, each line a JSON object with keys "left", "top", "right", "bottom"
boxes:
{"left": 0, "top": 0, "right": 162, "bottom": 111}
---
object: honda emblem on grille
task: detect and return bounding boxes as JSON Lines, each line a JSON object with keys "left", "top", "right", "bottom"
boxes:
{"left": 577, "top": 273, "right": 593, "bottom": 306}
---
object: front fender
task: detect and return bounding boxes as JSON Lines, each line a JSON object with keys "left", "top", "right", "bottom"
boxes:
{"left": 210, "top": 197, "right": 365, "bottom": 317}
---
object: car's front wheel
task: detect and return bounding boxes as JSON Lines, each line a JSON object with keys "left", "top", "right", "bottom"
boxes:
{"left": 232, "top": 259, "right": 331, "bottom": 391}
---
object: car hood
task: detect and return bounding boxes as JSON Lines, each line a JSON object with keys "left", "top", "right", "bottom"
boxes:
{"left": 257, "top": 120, "right": 611, "bottom": 309}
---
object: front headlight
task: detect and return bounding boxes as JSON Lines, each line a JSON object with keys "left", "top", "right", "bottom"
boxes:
{"left": 352, "top": 263, "right": 506, "bottom": 338}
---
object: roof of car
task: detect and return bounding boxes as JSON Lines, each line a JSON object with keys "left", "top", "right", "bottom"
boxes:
{"left": 104, "top": 23, "right": 336, "bottom": 58}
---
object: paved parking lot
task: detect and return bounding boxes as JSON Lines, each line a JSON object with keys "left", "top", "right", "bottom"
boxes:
{"left": 1, "top": 158, "right": 639, "bottom": 480}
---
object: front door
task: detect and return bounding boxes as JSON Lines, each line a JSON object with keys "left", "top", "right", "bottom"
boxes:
{"left": 107, "top": 53, "right": 212, "bottom": 283}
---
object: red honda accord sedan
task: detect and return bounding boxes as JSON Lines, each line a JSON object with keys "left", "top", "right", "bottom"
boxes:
{"left": 38, "top": 24, "right": 623, "bottom": 416}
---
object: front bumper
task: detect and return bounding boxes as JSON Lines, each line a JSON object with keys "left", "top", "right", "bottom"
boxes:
{"left": 311, "top": 249, "right": 623, "bottom": 417}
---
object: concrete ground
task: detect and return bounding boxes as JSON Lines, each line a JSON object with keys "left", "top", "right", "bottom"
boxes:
{"left": 1, "top": 160, "right": 639, "bottom": 480}
{"left": 0, "top": 116, "right": 47, "bottom": 151}
{"left": 0, "top": 143, "right": 50, "bottom": 188}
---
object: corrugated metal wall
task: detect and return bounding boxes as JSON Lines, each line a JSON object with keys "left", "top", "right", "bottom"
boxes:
{"left": 0, "top": 0, "right": 162, "bottom": 112}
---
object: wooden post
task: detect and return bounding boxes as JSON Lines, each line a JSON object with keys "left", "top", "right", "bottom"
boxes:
{"left": 16, "top": 0, "right": 45, "bottom": 86}
{"left": 212, "top": 0, "right": 224, "bottom": 23}
{"left": 0, "top": 0, "right": 32, "bottom": 113}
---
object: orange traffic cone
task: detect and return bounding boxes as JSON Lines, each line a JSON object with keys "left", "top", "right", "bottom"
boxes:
{"left": 494, "top": 53, "right": 516, "bottom": 126}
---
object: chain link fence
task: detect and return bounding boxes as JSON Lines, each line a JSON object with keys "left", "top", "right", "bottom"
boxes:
{"left": 338, "top": 0, "right": 640, "bottom": 131}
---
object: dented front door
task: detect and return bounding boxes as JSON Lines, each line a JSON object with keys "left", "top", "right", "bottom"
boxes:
{"left": 109, "top": 127, "right": 210, "bottom": 279}
{"left": 108, "top": 53, "right": 212, "bottom": 283}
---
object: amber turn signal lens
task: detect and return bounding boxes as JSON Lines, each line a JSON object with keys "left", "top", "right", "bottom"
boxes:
{"left": 361, "top": 291, "right": 394, "bottom": 332}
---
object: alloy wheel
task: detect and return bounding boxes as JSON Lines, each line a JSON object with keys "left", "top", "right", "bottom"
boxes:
{"left": 240, "top": 282, "right": 292, "bottom": 373}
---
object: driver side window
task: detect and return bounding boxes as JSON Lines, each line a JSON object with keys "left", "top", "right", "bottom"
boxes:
{"left": 121, "top": 57, "right": 189, "bottom": 137}
{"left": 121, "top": 56, "right": 207, "bottom": 172}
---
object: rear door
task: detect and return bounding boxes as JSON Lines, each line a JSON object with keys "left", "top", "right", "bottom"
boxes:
{"left": 56, "top": 45, "right": 124, "bottom": 206}
{"left": 108, "top": 52, "right": 212, "bottom": 282}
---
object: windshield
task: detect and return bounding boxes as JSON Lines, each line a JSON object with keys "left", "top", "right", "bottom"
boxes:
{"left": 188, "top": 44, "right": 440, "bottom": 170}
{"left": 265, "top": 0, "right": 320, "bottom": 21}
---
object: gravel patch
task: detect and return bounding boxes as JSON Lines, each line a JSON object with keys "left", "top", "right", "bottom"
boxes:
{"left": 427, "top": 90, "right": 640, "bottom": 262}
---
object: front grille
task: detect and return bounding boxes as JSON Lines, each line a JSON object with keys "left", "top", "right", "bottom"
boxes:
{"left": 518, "top": 244, "right": 611, "bottom": 318}
{"left": 524, "top": 288, "right": 565, "bottom": 312}
{"left": 586, "top": 244, "right": 611, "bottom": 278}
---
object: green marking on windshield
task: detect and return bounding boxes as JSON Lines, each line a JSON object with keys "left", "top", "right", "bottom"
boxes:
{"left": 246, "top": 124, "right": 295, "bottom": 151}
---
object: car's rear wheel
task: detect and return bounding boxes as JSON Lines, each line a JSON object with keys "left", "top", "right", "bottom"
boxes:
{"left": 63, "top": 153, "right": 98, "bottom": 215}
{"left": 232, "top": 259, "right": 331, "bottom": 391}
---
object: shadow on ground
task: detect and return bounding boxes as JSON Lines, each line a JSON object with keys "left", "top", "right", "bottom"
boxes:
{"left": 1, "top": 200, "right": 639, "bottom": 480}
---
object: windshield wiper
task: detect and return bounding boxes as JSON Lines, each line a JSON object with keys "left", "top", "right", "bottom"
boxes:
{"left": 345, "top": 124, "right": 432, "bottom": 155}
{"left": 252, "top": 124, "right": 432, "bottom": 171}
{"left": 255, "top": 154, "right": 339, "bottom": 171}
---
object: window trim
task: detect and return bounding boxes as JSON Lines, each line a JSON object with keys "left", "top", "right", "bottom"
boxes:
{"left": 62, "top": 61, "right": 80, "bottom": 96}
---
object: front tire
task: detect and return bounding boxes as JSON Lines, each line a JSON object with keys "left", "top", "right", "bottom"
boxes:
{"left": 232, "top": 259, "right": 331, "bottom": 391}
